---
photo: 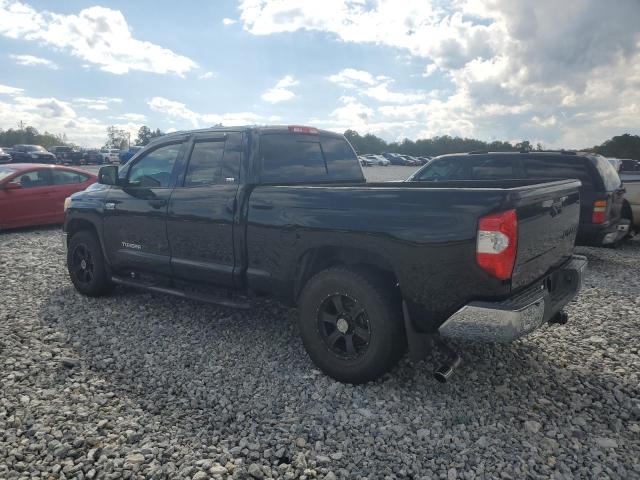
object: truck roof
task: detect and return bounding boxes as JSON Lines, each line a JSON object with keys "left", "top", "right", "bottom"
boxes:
{"left": 152, "top": 125, "right": 343, "bottom": 144}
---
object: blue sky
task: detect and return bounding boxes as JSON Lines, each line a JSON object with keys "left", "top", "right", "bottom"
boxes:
{"left": 0, "top": 0, "right": 639, "bottom": 147}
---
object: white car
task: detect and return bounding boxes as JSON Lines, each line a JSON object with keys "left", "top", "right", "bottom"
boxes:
{"left": 363, "top": 154, "right": 390, "bottom": 166}
{"left": 100, "top": 148, "right": 121, "bottom": 163}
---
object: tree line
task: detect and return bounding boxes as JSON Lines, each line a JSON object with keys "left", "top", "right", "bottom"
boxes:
{"left": 1, "top": 122, "right": 639, "bottom": 160}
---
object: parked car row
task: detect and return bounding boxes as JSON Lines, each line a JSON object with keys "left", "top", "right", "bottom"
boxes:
{"left": 358, "top": 152, "right": 431, "bottom": 167}
{"left": 408, "top": 150, "right": 633, "bottom": 246}
{"left": 0, "top": 144, "right": 133, "bottom": 165}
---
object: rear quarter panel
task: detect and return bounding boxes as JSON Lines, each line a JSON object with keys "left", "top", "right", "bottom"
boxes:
{"left": 245, "top": 185, "right": 514, "bottom": 331}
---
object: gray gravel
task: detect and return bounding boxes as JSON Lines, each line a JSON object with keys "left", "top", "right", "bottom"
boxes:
{"left": 2, "top": 176, "right": 640, "bottom": 478}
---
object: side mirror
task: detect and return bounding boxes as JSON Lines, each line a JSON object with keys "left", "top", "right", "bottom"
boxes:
{"left": 98, "top": 165, "right": 119, "bottom": 186}
{"left": 4, "top": 181, "right": 22, "bottom": 190}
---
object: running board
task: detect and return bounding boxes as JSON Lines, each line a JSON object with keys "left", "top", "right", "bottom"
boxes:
{"left": 111, "top": 276, "right": 251, "bottom": 309}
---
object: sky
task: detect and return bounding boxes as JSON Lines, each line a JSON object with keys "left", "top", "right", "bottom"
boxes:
{"left": 0, "top": 0, "right": 639, "bottom": 148}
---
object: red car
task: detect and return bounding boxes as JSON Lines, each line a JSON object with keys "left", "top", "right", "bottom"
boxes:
{"left": 0, "top": 163, "right": 96, "bottom": 230}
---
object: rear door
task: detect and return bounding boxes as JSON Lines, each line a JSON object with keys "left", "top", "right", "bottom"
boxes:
{"left": 103, "top": 140, "right": 185, "bottom": 275}
{"left": 166, "top": 132, "right": 243, "bottom": 286}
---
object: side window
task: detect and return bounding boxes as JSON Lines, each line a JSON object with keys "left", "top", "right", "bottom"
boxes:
{"left": 523, "top": 157, "right": 593, "bottom": 187}
{"left": 260, "top": 134, "right": 326, "bottom": 183}
{"left": 415, "top": 157, "right": 468, "bottom": 181}
{"left": 470, "top": 157, "right": 520, "bottom": 179}
{"left": 128, "top": 143, "right": 182, "bottom": 188}
{"left": 184, "top": 141, "right": 225, "bottom": 186}
{"left": 16, "top": 169, "right": 52, "bottom": 188}
{"left": 52, "top": 170, "right": 89, "bottom": 185}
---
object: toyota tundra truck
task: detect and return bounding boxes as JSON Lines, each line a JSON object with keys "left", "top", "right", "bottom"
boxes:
{"left": 63, "top": 126, "right": 586, "bottom": 384}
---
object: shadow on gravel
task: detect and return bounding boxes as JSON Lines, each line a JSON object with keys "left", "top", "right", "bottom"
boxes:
{"left": 38, "top": 282, "right": 638, "bottom": 453}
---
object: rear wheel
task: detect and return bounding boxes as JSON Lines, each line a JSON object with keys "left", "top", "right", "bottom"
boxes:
{"left": 298, "top": 266, "right": 406, "bottom": 384}
{"left": 67, "top": 230, "right": 113, "bottom": 296}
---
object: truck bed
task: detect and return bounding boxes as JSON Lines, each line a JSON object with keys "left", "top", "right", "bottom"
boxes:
{"left": 245, "top": 179, "right": 581, "bottom": 332}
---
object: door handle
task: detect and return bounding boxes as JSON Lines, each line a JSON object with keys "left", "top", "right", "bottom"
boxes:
{"left": 148, "top": 198, "right": 167, "bottom": 209}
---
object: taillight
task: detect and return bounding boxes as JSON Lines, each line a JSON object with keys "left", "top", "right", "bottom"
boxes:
{"left": 592, "top": 199, "right": 608, "bottom": 224}
{"left": 476, "top": 209, "right": 518, "bottom": 280}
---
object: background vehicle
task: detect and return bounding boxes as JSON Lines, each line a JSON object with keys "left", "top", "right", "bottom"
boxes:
{"left": 383, "top": 152, "right": 414, "bottom": 166}
{"left": 84, "top": 149, "right": 105, "bottom": 164}
{"left": 620, "top": 158, "right": 640, "bottom": 172}
{"left": 9, "top": 145, "right": 56, "bottom": 164}
{"left": 409, "top": 151, "right": 629, "bottom": 246}
{"left": 0, "top": 148, "right": 11, "bottom": 164}
{"left": 0, "top": 163, "right": 96, "bottom": 230}
{"left": 50, "top": 146, "right": 84, "bottom": 165}
{"left": 358, "top": 155, "right": 373, "bottom": 167}
{"left": 64, "top": 126, "right": 584, "bottom": 384}
{"left": 119, "top": 146, "right": 143, "bottom": 164}
{"left": 621, "top": 173, "right": 640, "bottom": 233}
{"left": 362, "top": 154, "right": 390, "bottom": 166}
{"left": 101, "top": 148, "right": 120, "bottom": 163}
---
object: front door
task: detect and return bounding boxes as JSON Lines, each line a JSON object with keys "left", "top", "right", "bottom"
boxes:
{"left": 103, "top": 140, "right": 185, "bottom": 276}
{"left": 167, "top": 132, "right": 242, "bottom": 286}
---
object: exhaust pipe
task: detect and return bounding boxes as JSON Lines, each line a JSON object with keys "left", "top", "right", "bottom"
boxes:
{"left": 432, "top": 337, "right": 462, "bottom": 383}
{"left": 434, "top": 355, "right": 462, "bottom": 383}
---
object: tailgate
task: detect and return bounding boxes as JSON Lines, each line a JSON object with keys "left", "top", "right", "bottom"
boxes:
{"left": 510, "top": 180, "right": 581, "bottom": 290}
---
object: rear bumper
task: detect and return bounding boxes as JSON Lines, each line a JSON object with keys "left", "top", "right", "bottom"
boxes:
{"left": 577, "top": 220, "right": 630, "bottom": 246}
{"left": 438, "top": 255, "right": 587, "bottom": 342}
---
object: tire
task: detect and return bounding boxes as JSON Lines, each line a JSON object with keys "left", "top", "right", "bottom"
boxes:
{"left": 298, "top": 266, "right": 406, "bottom": 384}
{"left": 67, "top": 230, "right": 114, "bottom": 296}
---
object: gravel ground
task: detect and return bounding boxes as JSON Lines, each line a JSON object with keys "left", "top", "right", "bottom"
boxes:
{"left": 1, "top": 171, "right": 640, "bottom": 479}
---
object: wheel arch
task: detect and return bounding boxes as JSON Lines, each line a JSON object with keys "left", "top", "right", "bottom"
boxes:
{"left": 293, "top": 246, "right": 399, "bottom": 302}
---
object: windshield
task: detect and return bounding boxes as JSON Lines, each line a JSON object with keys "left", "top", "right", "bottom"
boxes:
{"left": 25, "top": 145, "right": 46, "bottom": 152}
{"left": 0, "top": 166, "right": 17, "bottom": 182}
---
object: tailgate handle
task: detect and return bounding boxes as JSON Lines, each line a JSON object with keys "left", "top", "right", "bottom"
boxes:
{"left": 148, "top": 199, "right": 167, "bottom": 209}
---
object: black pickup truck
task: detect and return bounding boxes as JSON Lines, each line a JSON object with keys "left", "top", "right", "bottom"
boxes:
{"left": 63, "top": 126, "right": 586, "bottom": 384}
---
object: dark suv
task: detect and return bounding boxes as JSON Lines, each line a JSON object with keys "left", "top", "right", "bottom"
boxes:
{"left": 409, "top": 151, "right": 629, "bottom": 246}
{"left": 10, "top": 144, "right": 56, "bottom": 164}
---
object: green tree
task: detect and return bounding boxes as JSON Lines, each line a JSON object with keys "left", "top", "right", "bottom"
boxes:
{"left": 593, "top": 133, "right": 640, "bottom": 160}
{"left": 135, "top": 125, "right": 152, "bottom": 146}
{"left": 0, "top": 123, "right": 67, "bottom": 149}
{"left": 104, "top": 126, "right": 129, "bottom": 150}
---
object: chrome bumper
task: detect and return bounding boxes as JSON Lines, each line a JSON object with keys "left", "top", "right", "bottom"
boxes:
{"left": 439, "top": 255, "right": 587, "bottom": 343}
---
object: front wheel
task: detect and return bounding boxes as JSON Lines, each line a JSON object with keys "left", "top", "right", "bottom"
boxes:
{"left": 298, "top": 266, "right": 406, "bottom": 384}
{"left": 67, "top": 230, "right": 114, "bottom": 296}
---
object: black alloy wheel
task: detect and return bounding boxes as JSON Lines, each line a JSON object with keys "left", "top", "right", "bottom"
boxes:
{"left": 317, "top": 293, "right": 371, "bottom": 358}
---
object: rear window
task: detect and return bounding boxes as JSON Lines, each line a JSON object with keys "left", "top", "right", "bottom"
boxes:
{"left": 414, "top": 155, "right": 521, "bottom": 181}
{"left": 260, "top": 133, "right": 363, "bottom": 183}
{"left": 593, "top": 157, "right": 622, "bottom": 191}
{"left": 522, "top": 156, "right": 595, "bottom": 188}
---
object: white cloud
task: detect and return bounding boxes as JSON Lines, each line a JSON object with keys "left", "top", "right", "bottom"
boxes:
{"left": 0, "top": 1, "right": 196, "bottom": 75}
{"left": 222, "top": 18, "right": 236, "bottom": 25}
{"left": 119, "top": 113, "right": 147, "bottom": 122}
{"left": 73, "top": 96, "right": 122, "bottom": 112}
{"left": 261, "top": 75, "right": 299, "bottom": 103}
{"left": 10, "top": 54, "right": 57, "bottom": 69}
{"left": 328, "top": 68, "right": 427, "bottom": 104}
{"left": 240, "top": 0, "right": 640, "bottom": 147}
{"left": 148, "top": 96, "right": 275, "bottom": 127}
{"left": 198, "top": 71, "right": 216, "bottom": 79}
{"left": 0, "top": 83, "right": 24, "bottom": 95}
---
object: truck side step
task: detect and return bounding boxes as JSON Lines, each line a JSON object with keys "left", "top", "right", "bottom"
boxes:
{"left": 111, "top": 275, "right": 251, "bottom": 309}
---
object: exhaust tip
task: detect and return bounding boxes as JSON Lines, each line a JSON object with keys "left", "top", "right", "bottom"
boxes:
{"left": 433, "top": 355, "right": 462, "bottom": 383}
{"left": 433, "top": 369, "right": 449, "bottom": 383}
